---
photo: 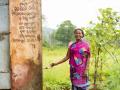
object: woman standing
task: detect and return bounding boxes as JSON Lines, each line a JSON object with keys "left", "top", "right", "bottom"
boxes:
{"left": 50, "top": 28, "right": 91, "bottom": 90}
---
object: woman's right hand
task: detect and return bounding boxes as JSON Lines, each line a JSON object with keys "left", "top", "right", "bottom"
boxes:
{"left": 43, "top": 63, "right": 55, "bottom": 69}
{"left": 50, "top": 63, "right": 56, "bottom": 67}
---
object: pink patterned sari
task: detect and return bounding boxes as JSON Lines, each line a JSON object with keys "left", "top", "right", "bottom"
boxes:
{"left": 69, "top": 40, "right": 90, "bottom": 89}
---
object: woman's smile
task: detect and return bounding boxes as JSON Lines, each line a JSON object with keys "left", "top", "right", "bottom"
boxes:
{"left": 74, "top": 30, "right": 83, "bottom": 40}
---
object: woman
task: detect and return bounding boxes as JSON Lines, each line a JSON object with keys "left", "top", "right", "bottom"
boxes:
{"left": 50, "top": 28, "right": 91, "bottom": 90}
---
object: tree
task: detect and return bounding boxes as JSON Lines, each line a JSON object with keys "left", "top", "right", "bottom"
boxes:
{"left": 85, "top": 8, "right": 120, "bottom": 89}
{"left": 55, "top": 20, "right": 76, "bottom": 45}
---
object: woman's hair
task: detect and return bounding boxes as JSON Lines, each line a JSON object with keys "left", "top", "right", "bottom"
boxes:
{"left": 74, "top": 28, "right": 84, "bottom": 37}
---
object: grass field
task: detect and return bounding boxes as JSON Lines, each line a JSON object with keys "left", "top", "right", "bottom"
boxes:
{"left": 43, "top": 46, "right": 71, "bottom": 90}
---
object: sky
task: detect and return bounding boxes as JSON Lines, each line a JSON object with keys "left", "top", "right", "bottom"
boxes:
{"left": 42, "top": 0, "right": 120, "bottom": 29}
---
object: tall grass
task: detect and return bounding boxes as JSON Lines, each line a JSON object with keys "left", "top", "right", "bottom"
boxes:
{"left": 43, "top": 46, "right": 71, "bottom": 90}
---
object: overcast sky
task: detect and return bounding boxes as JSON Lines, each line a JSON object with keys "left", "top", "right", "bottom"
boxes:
{"left": 42, "top": 0, "right": 120, "bottom": 29}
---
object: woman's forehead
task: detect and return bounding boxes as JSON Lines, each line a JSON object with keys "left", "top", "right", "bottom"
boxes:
{"left": 74, "top": 30, "right": 82, "bottom": 33}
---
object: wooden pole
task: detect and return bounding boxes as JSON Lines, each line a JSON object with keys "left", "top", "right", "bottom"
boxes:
{"left": 9, "top": 0, "right": 42, "bottom": 90}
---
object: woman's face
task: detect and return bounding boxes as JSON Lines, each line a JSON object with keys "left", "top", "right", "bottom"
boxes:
{"left": 74, "top": 30, "right": 83, "bottom": 40}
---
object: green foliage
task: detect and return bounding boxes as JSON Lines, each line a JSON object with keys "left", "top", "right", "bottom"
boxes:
{"left": 85, "top": 8, "right": 120, "bottom": 89}
{"left": 85, "top": 8, "right": 120, "bottom": 66}
{"left": 55, "top": 20, "right": 76, "bottom": 45}
{"left": 86, "top": 8, "right": 120, "bottom": 54}
{"left": 102, "top": 57, "right": 120, "bottom": 90}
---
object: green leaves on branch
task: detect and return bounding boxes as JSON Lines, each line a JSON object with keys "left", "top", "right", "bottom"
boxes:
{"left": 86, "top": 8, "right": 120, "bottom": 54}
{"left": 85, "top": 8, "right": 120, "bottom": 89}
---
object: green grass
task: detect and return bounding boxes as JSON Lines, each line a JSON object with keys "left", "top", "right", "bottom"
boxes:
{"left": 43, "top": 46, "right": 71, "bottom": 90}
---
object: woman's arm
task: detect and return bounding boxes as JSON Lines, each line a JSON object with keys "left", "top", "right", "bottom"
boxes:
{"left": 84, "top": 46, "right": 91, "bottom": 75}
{"left": 50, "top": 48, "right": 70, "bottom": 67}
